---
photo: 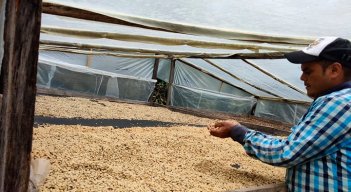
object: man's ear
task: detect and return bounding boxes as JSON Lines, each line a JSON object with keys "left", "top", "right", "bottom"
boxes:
{"left": 328, "top": 62, "right": 344, "bottom": 79}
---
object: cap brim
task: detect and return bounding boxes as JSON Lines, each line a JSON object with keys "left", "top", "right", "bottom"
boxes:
{"left": 284, "top": 51, "right": 319, "bottom": 64}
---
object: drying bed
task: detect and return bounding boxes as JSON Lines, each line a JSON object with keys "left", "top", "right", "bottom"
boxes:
{"left": 32, "top": 95, "right": 285, "bottom": 191}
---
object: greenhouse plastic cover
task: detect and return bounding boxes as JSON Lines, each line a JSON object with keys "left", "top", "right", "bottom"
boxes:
{"left": 207, "top": 59, "right": 311, "bottom": 102}
{"left": 41, "top": 14, "right": 291, "bottom": 53}
{"left": 34, "top": 1, "right": 351, "bottom": 123}
{"left": 38, "top": 51, "right": 156, "bottom": 101}
{"left": 40, "top": 51, "right": 155, "bottom": 79}
{"left": 171, "top": 85, "right": 256, "bottom": 115}
{"left": 175, "top": 60, "right": 252, "bottom": 97}
{"left": 254, "top": 99, "right": 309, "bottom": 124}
{"left": 246, "top": 59, "right": 306, "bottom": 92}
{"left": 37, "top": 50, "right": 309, "bottom": 123}
{"left": 177, "top": 59, "right": 274, "bottom": 98}
{"left": 1, "top": 1, "right": 349, "bottom": 124}
{"left": 40, "top": 33, "right": 256, "bottom": 57}
{"left": 157, "top": 59, "right": 271, "bottom": 97}
{"left": 38, "top": 2, "right": 348, "bottom": 103}
{"left": 41, "top": 14, "right": 290, "bottom": 57}
{"left": 43, "top": 0, "right": 351, "bottom": 43}
{"left": 156, "top": 58, "right": 310, "bottom": 123}
{"left": 38, "top": 3, "right": 346, "bottom": 102}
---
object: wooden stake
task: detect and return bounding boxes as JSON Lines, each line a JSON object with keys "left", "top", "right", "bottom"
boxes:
{"left": 0, "top": 1, "right": 42, "bottom": 191}
{"left": 166, "top": 59, "right": 176, "bottom": 105}
{"left": 152, "top": 58, "right": 160, "bottom": 80}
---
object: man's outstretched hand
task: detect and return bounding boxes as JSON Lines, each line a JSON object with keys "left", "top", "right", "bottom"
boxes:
{"left": 207, "top": 120, "right": 240, "bottom": 138}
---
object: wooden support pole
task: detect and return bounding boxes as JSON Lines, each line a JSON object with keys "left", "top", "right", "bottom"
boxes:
{"left": 40, "top": 40, "right": 289, "bottom": 60}
{"left": 152, "top": 58, "right": 160, "bottom": 80}
{"left": 0, "top": 0, "right": 42, "bottom": 191}
{"left": 86, "top": 52, "right": 93, "bottom": 67}
{"left": 166, "top": 59, "right": 176, "bottom": 106}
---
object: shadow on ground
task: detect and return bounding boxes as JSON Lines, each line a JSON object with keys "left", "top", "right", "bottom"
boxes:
{"left": 34, "top": 115, "right": 203, "bottom": 129}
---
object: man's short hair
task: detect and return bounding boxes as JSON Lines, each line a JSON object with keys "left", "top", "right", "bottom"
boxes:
{"left": 320, "top": 60, "right": 351, "bottom": 80}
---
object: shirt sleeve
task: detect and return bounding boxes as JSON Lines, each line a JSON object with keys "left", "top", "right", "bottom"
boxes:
{"left": 242, "top": 95, "right": 351, "bottom": 167}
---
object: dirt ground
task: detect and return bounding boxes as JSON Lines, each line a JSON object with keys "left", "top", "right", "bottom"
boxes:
{"left": 32, "top": 95, "right": 285, "bottom": 192}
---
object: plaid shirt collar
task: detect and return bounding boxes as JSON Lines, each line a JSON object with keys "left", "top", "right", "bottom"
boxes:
{"left": 317, "top": 80, "right": 351, "bottom": 98}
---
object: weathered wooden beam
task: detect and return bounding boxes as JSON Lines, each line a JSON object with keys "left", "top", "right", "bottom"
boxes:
{"left": 39, "top": 40, "right": 289, "bottom": 59}
{"left": 152, "top": 58, "right": 160, "bottom": 80}
{"left": 166, "top": 59, "right": 176, "bottom": 106}
{"left": 0, "top": 0, "right": 42, "bottom": 191}
{"left": 42, "top": 2, "right": 171, "bottom": 33}
{"left": 188, "top": 52, "right": 286, "bottom": 59}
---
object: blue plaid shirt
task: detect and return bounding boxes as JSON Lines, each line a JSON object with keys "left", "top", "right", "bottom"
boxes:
{"left": 238, "top": 82, "right": 351, "bottom": 191}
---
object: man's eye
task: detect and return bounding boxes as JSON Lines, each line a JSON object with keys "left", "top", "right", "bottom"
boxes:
{"left": 304, "top": 70, "right": 311, "bottom": 75}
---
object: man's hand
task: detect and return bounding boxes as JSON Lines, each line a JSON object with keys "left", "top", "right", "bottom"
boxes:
{"left": 207, "top": 120, "right": 240, "bottom": 138}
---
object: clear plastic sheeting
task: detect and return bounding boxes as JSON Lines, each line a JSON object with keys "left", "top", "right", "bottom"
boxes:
{"left": 171, "top": 85, "right": 256, "bottom": 115}
{"left": 38, "top": 63, "right": 110, "bottom": 95}
{"left": 181, "top": 59, "right": 275, "bottom": 98}
{"left": 246, "top": 59, "right": 306, "bottom": 92}
{"left": 40, "top": 33, "right": 254, "bottom": 57}
{"left": 157, "top": 59, "right": 171, "bottom": 83}
{"left": 175, "top": 60, "right": 222, "bottom": 92}
{"left": 37, "top": 62, "right": 155, "bottom": 101}
{"left": 91, "top": 55, "right": 154, "bottom": 79}
{"left": 40, "top": 50, "right": 88, "bottom": 66}
{"left": 40, "top": 50, "right": 155, "bottom": 79}
{"left": 38, "top": 51, "right": 156, "bottom": 102}
{"left": 43, "top": 0, "right": 351, "bottom": 42}
{"left": 208, "top": 59, "right": 311, "bottom": 102}
{"left": 174, "top": 60, "right": 252, "bottom": 97}
{"left": 220, "top": 83, "right": 252, "bottom": 97}
{"left": 254, "top": 99, "right": 309, "bottom": 124}
{"left": 36, "top": 1, "right": 330, "bottom": 123}
{"left": 165, "top": 58, "right": 309, "bottom": 123}
{"left": 41, "top": 14, "right": 294, "bottom": 52}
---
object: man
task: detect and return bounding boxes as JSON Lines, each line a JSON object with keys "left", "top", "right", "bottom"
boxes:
{"left": 208, "top": 37, "right": 351, "bottom": 191}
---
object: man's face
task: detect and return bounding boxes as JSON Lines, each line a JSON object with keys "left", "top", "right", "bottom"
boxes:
{"left": 300, "top": 61, "right": 334, "bottom": 98}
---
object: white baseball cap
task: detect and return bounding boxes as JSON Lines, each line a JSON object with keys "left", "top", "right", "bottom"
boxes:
{"left": 285, "top": 37, "right": 351, "bottom": 67}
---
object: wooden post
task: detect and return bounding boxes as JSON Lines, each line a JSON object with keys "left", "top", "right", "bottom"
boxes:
{"left": 0, "top": 0, "right": 42, "bottom": 192}
{"left": 152, "top": 58, "right": 160, "bottom": 80}
{"left": 86, "top": 53, "right": 93, "bottom": 67}
{"left": 166, "top": 59, "right": 176, "bottom": 105}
